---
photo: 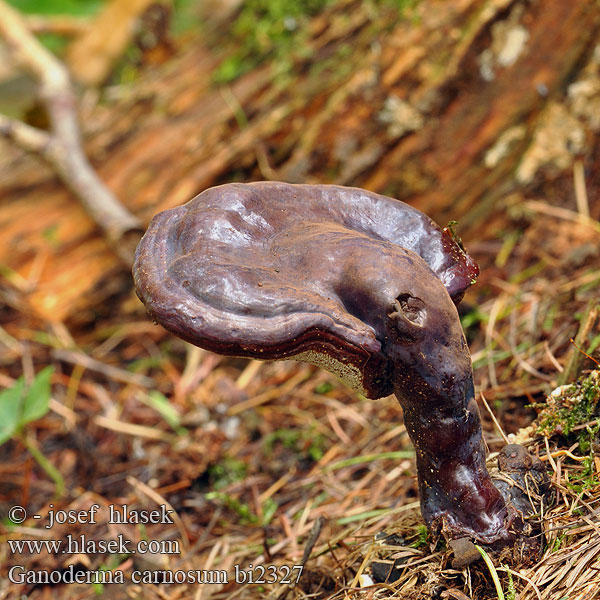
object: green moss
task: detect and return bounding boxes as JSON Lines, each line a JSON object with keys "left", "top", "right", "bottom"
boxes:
{"left": 410, "top": 524, "right": 429, "bottom": 548}
{"left": 213, "top": 0, "right": 420, "bottom": 83}
{"left": 566, "top": 450, "right": 597, "bottom": 494}
{"left": 263, "top": 427, "right": 327, "bottom": 462}
{"left": 535, "top": 371, "right": 600, "bottom": 493}
{"left": 208, "top": 456, "right": 248, "bottom": 490}
{"left": 535, "top": 370, "right": 599, "bottom": 438}
{"left": 213, "top": 0, "right": 332, "bottom": 83}
{"left": 505, "top": 568, "right": 516, "bottom": 600}
{"left": 205, "top": 491, "right": 259, "bottom": 524}
{"left": 205, "top": 491, "right": 278, "bottom": 526}
{"left": 552, "top": 532, "right": 566, "bottom": 552}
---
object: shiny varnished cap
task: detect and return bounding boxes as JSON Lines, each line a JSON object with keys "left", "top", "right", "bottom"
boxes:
{"left": 133, "top": 182, "right": 478, "bottom": 398}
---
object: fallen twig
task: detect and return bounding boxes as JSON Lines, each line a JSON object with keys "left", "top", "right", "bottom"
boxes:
{"left": 0, "top": 0, "right": 141, "bottom": 256}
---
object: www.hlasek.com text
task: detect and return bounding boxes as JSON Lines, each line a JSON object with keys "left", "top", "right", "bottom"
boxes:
{"left": 9, "top": 534, "right": 180, "bottom": 556}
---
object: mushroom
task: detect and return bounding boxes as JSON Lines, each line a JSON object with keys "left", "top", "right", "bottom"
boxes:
{"left": 133, "top": 182, "right": 512, "bottom": 544}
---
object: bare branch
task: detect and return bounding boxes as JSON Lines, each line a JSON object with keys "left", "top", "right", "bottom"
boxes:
{"left": 0, "top": 0, "right": 141, "bottom": 247}
{"left": 0, "top": 113, "right": 53, "bottom": 154}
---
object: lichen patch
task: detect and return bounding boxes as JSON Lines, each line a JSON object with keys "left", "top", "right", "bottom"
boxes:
{"left": 378, "top": 95, "right": 424, "bottom": 139}
{"left": 516, "top": 102, "right": 585, "bottom": 184}
{"left": 478, "top": 5, "right": 529, "bottom": 82}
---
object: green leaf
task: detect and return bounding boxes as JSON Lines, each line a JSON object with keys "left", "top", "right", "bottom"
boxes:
{"left": 142, "top": 391, "right": 185, "bottom": 432}
{"left": 261, "top": 497, "right": 278, "bottom": 525}
{"left": 314, "top": 381, "right": 333, "bottom": 394}
{"left": 475, "top": 545, "right": 505, "bottom": 600}
{"left": 6, "top": 1, "right": 103, "bottom": 17}
{"left": 0, "top": 378, "right": 25, "bottom": 445}
{"left": 326, "top": 450, "right": 415, "bottom": 471}
{"left": 21, "top": 366, "right": 53, "bottom": 425}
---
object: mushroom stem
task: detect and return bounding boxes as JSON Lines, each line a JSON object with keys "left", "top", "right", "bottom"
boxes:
{"left": 398, "top": 387, "right": 512, "bottom": 543}
{"left": 382, "top": 274, "right": 513, "bottom": 543}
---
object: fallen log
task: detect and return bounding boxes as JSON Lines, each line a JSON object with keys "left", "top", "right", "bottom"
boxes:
{"left": 1, "top": 0, "right": 599, "bottom": 322}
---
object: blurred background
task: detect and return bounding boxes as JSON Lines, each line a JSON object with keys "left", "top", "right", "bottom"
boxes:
{"left": 1, "top": 1, "right": 599, "bottom": 598}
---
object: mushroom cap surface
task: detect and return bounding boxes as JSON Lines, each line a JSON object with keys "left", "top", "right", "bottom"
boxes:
{"left": 133, "top": 182, "right": 478, "bottom": 398}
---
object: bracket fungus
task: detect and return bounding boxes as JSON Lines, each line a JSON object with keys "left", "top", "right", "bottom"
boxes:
{"left": 133, "top": 182, "right": 513, "bottom": 545}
